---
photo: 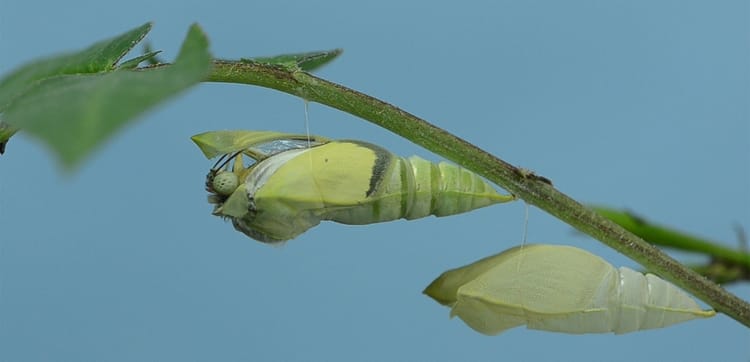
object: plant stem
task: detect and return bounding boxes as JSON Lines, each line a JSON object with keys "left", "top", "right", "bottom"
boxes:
{"left": 206, "top": 60, "right": 750, "bottom": 328}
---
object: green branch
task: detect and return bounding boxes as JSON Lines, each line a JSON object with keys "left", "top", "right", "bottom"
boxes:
{"left": 206, "top": 59, "right": 750, "bottom": 328}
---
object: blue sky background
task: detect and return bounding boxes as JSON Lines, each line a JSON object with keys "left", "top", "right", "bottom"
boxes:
{"left": 1, "top": 1, "right": 748, "bottom": 361}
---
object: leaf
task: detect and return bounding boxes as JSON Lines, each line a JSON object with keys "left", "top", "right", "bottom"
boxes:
{"left": 0, "top": 22, "right": 152, "bottom": 112}
{"left": 3, "top": 24, "right": 212, "bottom": 168}
{"left": 241, "top": 49, "right": 343, "bottom": 72}
{"left": 118, "top": 50, "right": 163, "bottom": 69}
{"left": 593, "top": 206, "right": 750, "bottom": 271}
{"left": 0, "top": 122, "right": 15, "bottom": 154}
{"left": 141, "top": 42, "right": 166, "bottom": 65}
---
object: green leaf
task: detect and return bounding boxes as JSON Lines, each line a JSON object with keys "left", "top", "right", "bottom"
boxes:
{"left": 592, "top": 206, "right": 750, "bottom": 270}
{"left": 0, "top": 123, "right": 12, "bottom": 154}
{"left": 3, "top": 23, "right": 212, "bottom": 169}
{"left": 0, "top": 22, "right": 152, "bottom": 112}
{"left": 118, "top": 50, "right": 163, "bottom": 69}
{"left": 0, "top": 122, "right": 17, "bottom": 154}
{"left": 242, "top": 49, "right": 343, "bottom": 72}
{"left": 142, "top": 42, "right": 165, "bottom": 65}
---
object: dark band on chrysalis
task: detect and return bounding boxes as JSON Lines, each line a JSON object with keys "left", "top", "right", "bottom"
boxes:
{"left": 360, "top": 142, "right": 392, "bottom": 197}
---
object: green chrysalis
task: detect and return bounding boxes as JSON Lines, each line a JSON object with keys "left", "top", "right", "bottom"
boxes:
{"left": 192, "top": 130, "right": 515, "bottom": 243}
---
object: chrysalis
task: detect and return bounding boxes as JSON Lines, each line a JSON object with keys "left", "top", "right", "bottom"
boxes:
{"left": 424, "top": 244, "right": 716, "bottom": 335}
{"left": 192, "top": 130, "right": 515, "bottom": 243}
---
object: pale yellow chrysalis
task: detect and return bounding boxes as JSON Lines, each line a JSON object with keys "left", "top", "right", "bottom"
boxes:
{"left": 424, "top": 244, "right": 716, "bottom": 335}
